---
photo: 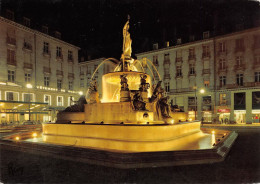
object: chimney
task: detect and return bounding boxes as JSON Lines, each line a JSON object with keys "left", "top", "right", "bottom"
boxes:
{"left": 189, "top": 35, "right": 195, "bottom": 42}
{"left": 153, "top": 43, "right": 158, "bottom": 50}
{"left": 177, "top": 38, "right": 182, "bottom": 45}
{"left": 165, "top": 41, "right": 170, "bottom": 47}
{"left": 203, "top": 31, "right": 210, "bottom": 39}
{"left": 54, "top": 31, "right": 61, "bottom": 39}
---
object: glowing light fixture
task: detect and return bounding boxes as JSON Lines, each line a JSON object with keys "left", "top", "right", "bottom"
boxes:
{"left": 26, "top": 83, "right": 33, "bottom": 89}
{"left": 212, "top": 131, "right": 215, "bottom": 134}
{"left": 79, "top": 91, "right": 83, "bottom": 95}
{"left": 200, "top": 89, "right": 205, "bottom": 94}
{"left": 32, "top": 133, "right": 37, "bottom": 137}
{"left": 15, "top": 136, "right": 20, "bottom": 141}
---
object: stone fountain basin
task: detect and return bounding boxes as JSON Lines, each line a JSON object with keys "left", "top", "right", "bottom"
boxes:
{"left": 1, "top": 122, "right": 237, "bottom": 168}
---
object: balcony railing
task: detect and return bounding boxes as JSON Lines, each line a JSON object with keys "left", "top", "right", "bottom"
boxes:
{"left": 202, "top": 53, "right": 210, "bottom": 58}
{"left": 43, "top": 67, "right": 51, "bottom": 74}
{"left": 234, "top": 64, "right": 245, "bottom": 71}
{"left": 6, "top": 36, "right": 16, "bottom": 46}
{"left": 7, "top": 60, "right": 16, "bottom": 66}
{"left": 24, "top": 62, "right": 33, "bottom": 69}
{"left": 235, "top": 46, "right": 245, "bottom": 53}
{"left": 68, "top": 73, "right": 74, "bottom": 79}
{"left": 175, "top": 57, "right": 183, "bottom": 63}
{"left": 56, "top": 70, "right": 63, "bottom": 76}
{"left": 203, "top": 69, "right": 210, "bottom": 74}
{"left": 164, "top": 73, "right": 171, "bottom": 80}
{"left": 23, "top": 42, "right": 32, "bottom": 51}
{"left": 188, "top": 55, "right": 196, "bottom": 60}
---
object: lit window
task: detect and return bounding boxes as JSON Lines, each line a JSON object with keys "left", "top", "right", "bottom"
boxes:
{"left": 57, "top": 96, "right": 63, "bottom": 106}
{"left": 8, "top": 70, "right": 15, "bottom": 82}
{"left": 44, "top": 95, "right": 51, "bottom": 105}
{"left": 204, "top": 80, "right": 210, "bottom": 87}
{"left": 220, "top": 94, "right": 227, "bottom": 105}
{"left": 68, "top": 96, "right": 75, "bottom": 106}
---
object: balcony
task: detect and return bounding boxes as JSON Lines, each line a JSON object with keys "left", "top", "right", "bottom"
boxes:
{"left": 56, "top": 55, "right": 63, "bottom": 62}
{"left": 7, "top": 60, "right": 17, "bottom": 66}
{"left": 6, "top": 36, "right": 16, "bottom": 47}
{"left": 175, "top": 57, "right": 183, "bottom": 64}
{"left": 235, "top": 46, "right": 245, "bottom": 53}
{"left": 234, "top": 64, "right": 245, "bottom": 71}
{"left": 188, "top": 55, "right": 196, "bottom": 61}
{"left": 24, "top": 62, "right": 33, "bottom": 70}
{"left": 23, "top": 42, "right": 32, "bottom": 52}
{"left": 218, "top": 50, "right": 227, "bottom": 56}
{"left": 43, "top": 67, "right": 51, "bottom": 74}
{"left": 175, "top": 73, "right": 183, "bottom": 79}
{"left": 56, "top": 70, "right": 63, "bottom": 77}
{"left": 68, "top": 58, "right": 74, "bottom": 64}
{"left": 68, "top": 73, "right": 74, "bottom": 79}
{"left": 164, "top": 59, "right": 170, "bottom": 65}
{"left": 202, "top": 53, "right": 210, "bottom": 59}
{"left": 202, "top": 69, "right": 210, "bottom": 75}
{"left": 164, "top": 74, "right": 171, "bottom": 80}
{"left": 43, "top": 51, "right": 51, "bottom": 58}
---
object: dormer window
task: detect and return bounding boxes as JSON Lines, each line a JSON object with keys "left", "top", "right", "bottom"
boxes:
{"left": 54, "top": 31, "right": 61, "bottom": 39}
{"left": 42, "top": 26, "right": 48, "bottom": 34}
{"left": 203, "top": 31, "right": 210, "bottom": 39}
{"left": 23, "top": 17, "right": 31, "bottom": 27}
{"left": 6, "top": 10, "right": 14, "bottom": 21}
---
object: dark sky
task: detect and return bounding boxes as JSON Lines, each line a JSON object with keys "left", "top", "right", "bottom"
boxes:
{"left": 1, "top": 0, "right": 260, "bottom": 61}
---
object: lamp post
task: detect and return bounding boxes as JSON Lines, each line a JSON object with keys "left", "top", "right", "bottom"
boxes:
{"left": 26, "top": 83, "right": 33, "bottom": 121}
{"left": 194, "top": 86, "right": 205, "bottom": 120}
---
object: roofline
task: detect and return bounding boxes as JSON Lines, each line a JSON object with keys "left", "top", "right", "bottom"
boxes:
{"left": 0, "top": 16, "right": 81, "bottom": 50}
{"left": 135, "top": 26, "right": 260, "bottom": 56}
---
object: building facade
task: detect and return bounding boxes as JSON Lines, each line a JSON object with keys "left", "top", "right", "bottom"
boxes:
{"left": 136, "top": 27, "right": 260, "bottom": 124}
{"left": 0, "top": 16, "right": 81, "bottom": 124}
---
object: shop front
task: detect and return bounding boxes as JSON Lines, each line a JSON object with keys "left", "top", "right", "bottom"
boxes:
{"left": 252, "top": 110, "right": 260, "bottom": 123}
{"left": 234, "top": 110, "right": 246, "bottom": 124}
{"left": 217, "top": 108, "right": 230, "bottom": 124}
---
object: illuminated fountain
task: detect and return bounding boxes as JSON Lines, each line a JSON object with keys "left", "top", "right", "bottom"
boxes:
{"left": 2, "top": 18, "right": 238, "bottom": 168}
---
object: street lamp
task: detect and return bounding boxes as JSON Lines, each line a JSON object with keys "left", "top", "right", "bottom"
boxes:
{"left": 79, "top": 91, "right": 83, "bottom": 96}
{"left": 194, "top": 86, "right": 205, "bottom": 120}
{"left": 26, "top": 83, "right": 33, "bottom": 121}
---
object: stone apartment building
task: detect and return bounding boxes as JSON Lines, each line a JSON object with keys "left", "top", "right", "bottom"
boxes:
{"left": 0, "top": 14, "right": 81, "bottom": 124}
{"left": 136, "top": 27, "right": 260, "bottom": 124}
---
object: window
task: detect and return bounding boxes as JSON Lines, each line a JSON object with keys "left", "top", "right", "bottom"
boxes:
{"left": 219, "top": 59, "right": 226, "bottom": 69}
{"left": 68, "top": 96, "right": 75, "bottom": 106}
{"left": 57, "top": 96, "right": 63, "bottom": 106}
{"left": 80, "top": 78, "right": 84, "bottom": 87}
{"left": 203, "top": 31, "right": 210, "bottom": 39}
{"left": 7, "top": 49, "right": 15, "bottom": 65}
{"left": 176, "top": 65, "right": 182, "bottom": 77}
{"left": 25, "top": 73, "right": 31, "bottom": 82}
{"left": 236, "top": 56, "right": 243, "bottom": 66}
{"left": 165, "top": 82, "right": 170, "bottom": 92}
{"left": 204, "top": 80, "right": 210, "bottom": 87}
{"left": 23, "top": 93, "right": 33, "bottom": 102}
{"left": 153, "top": 55, "right": 158, "bottom": 65}
{"left": 202, "top": 45, "right": 210, "bottom": 57}
{"left": 235, "top": 38, "right": 244, "bottom": 50}
{"left": 189, "top": 63, "right": 195, "bottom": 75}
{"left": 44, "top": 76, "right": 50, "bottom": 87}
{"left": 44, "top": 95, "right": 51, "bottom": 105}
{"left": 68, "top": 50, "right": 73, "bottom": 60}
{"left": 23, "top": 17, "right": 30, "bottom": 27}
{"left": 255, "top": 72, "right": 260, "bottom": 82}
{"left": 57, "top": 79, "right": 62, "bottom": 90}
{"left": 43, "top": 42, "right": 49, "bottom": 54}
{"left": 189, "top": 48, "right": 195, "bottom": 59}
{"left": 220, "top": 76, "right": 226, "bottom": 87}
{"left": 236, "top": 74, "right": 243, "bottom": 86}
{"left": 8, "top": 70, "right": 15, "bottom": 82}
{"left": 69, "top": 81, "right": 73, "bottom": 90}
{"left": 6, "top": 92, "right": 14, "bottom": 101}
{"left": 56, "top": 47, "right": 62, "bottom": 58}
{"left": 219, "top": 42, "right": 226, "bottom": 52}
{"left": 220, "top": 94, "right": 227, "bottom": 105}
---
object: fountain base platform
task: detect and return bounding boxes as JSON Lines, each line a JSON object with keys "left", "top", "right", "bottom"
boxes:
{"left": 1, "top": 123, "right": 238, "bottom": 168}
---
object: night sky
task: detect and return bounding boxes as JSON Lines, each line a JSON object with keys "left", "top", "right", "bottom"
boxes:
{"left": 1, "top": 0, "right": 260, "bottom": 61}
